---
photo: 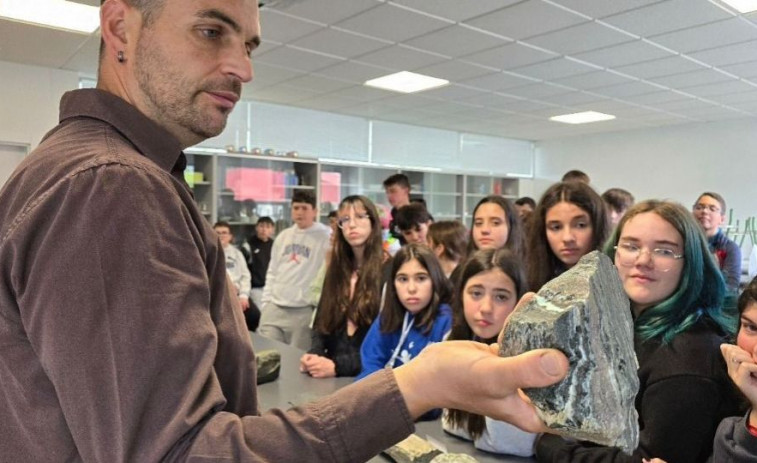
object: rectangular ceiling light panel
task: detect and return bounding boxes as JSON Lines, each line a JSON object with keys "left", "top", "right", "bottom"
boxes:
{"left": 549, "top": 111, "right": 616, "bottom": 124}
{"left": 0, "top": 0, "right": 100, "bottom": 34}
{"left": 364, "top": 71, "right": 449, "bottom": 93}
{"left": 720, "top": 0, "right": 757, "bottom": 13}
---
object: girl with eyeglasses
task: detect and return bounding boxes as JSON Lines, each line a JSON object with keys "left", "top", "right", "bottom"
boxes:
{"left": 693, "top": 192, "right": 742, "bottom": 294}
{"left": 535, "top": 200, "right": 742, "bottom": 462}
{"left": 526, "top": 181, "right": 609, "bottom": 292}
{"left": 300, "top": 196, "right": 383, "bottom": 378}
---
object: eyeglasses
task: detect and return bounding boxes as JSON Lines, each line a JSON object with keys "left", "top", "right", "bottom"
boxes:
{"left": 693, "top": 204, "right": 721, "bottom": 214}
{"left": 614, "top": 243, "right": 683, "bottom": 272}
{"left": 337, "top": 213, "right": 371, "bottom": 229}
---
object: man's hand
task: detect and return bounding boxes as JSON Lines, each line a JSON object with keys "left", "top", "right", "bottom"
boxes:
{"left": 393, "top": 341, "right": 568, "bottom": 433}
{"left": 299, "top": 353, "right": 336, "bottom": 378}
{"left": 239, "top": 297, "right": 250, "bottom": 311}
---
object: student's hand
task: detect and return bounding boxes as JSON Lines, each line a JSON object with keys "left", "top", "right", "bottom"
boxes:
{"left": 239, "top": 297, "right": 250, "bottom": 311}
{"left": 299, "top": 354, "right": 336, "bottom": 378}
{"left": 642, "top": 459, "right": 667, "bottom": 463}
{"left": 721, "top": 343, "right": 757, "bottom": 409}
{"left": 299, "top": 353, "right": 314, "bottom": 373}
{"left": 393, "top": 341, "right": 568, "bottom": 432}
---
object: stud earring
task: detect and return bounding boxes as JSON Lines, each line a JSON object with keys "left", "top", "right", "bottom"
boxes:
{"left": 117, "top": 51, "right": 125, "bottom": 63}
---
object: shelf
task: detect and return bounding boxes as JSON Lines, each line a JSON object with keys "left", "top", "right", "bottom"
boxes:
{"left": 193, "top": 181, "right": 212, "bottom": 186}
{"left": 227, "top": 221, "right": 258, "bottom": 225}
{"left": 425, "top": 192, "right": 462, "bottom": 197}
{"left": 466, "top": 193, "right": 489, "bottom": 198}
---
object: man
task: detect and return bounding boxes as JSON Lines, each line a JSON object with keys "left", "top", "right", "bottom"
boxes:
{"left": 0, "top": 0, "right": 569, "bottom": 461}
{"left": 258, "top": 190, "right": 331, "bottom": 350}
{"left": 383, "top": 173, "right": 412, "bottom": 244}
{"left": 246, "top": 215, "right": 275, "bottom": 312}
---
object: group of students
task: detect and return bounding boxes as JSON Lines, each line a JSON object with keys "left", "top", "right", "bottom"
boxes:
{"left": 217, "top": 168, "right": 754, "bottom": 462}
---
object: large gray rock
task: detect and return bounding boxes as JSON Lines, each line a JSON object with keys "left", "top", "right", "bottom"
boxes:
{"left": 499, "top": 251, "right": 639, "bottom": 454}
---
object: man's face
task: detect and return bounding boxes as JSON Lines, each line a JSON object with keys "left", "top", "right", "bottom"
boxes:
{"left": 291, "top": 202, "right": 316, "bottom": 229}
{"left": 256, "top": 222, "right": 274, "bottom": 240}
{"left": 130, "top": 0, "right": 260, "bottom": 147}
{"left": 385, "top": 185, "right": 410, "bottom": 208}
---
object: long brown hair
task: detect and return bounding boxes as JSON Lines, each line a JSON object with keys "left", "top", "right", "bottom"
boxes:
{"left": 467, "top": 195, "right": 524, "bottom": 260}
{"left": 381, "top": 244, "right": 452, "bottom": 334}
{"left": 446, "top": 248, "right": 526, "bottom": 439}
{"left": 526, "top": 181, "right": 608, "bottom": 292}
{"left": 314, "top": 196, "right": 383, "bottom": 334}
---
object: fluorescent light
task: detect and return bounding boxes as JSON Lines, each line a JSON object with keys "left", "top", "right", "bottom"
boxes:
{"left": 364, "top": 71, "right": 449, "bottom": 94}
{"left": 549, "top": 111, "right": 616, "bottom": 125}
{"left": 721, "top": 0, "right": 757, "bottom": 13}
{"left": 0, "top": 0, "right": 100, "bottom": 34}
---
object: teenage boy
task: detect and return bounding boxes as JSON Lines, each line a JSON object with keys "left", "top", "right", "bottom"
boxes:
{"left": 394, "top": 203, "right": 434, "bottom": 246}
{"left": 383, "top": 173, "right": 411, "bottom": 244}
{"left": 246, "top": 216, "right": 275, "bottom": 312}
{"left": 258, "top": 190, "right": 331, "bottom": 350}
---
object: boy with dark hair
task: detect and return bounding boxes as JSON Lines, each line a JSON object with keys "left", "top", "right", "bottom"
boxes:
{"left": 394, "top": 203, "right": 434, "bottom": 245}
{"left": 561, "top": 169, "right": 590, "bottom": 184}
{"left": 601, "top": 188, "right": 635, "bottom": 226}
{"left": 245, "top": 216, "right": 275, "bottom": 329}
{"left": 383, "top": 173, "right": 411, "bottom": 244}
{"left": 514, "top": 196, "right": 536, "bottom": 219}
{"left": 258, "top": 189, "right": 331, "bottom": 349}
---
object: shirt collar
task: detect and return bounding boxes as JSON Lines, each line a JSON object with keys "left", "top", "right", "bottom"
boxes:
{"left": 59, "top": 89, "right": 184, "bottom": 173}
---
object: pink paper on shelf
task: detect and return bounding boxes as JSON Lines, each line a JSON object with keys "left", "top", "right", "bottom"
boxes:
{"left": 225, "top": 168, "right": 286, "bottom": 202}
{"left": 320, "top": 171, "right": 341, "bottom": 205}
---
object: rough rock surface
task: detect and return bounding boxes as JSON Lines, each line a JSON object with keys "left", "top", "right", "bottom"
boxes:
{"left": 499, "top": 251, "right": 639, "bottom": 453}
{"left": 255, "top": 349, "right": 281, "bottom": 385}
{"left": 383, "top": 435, "right": 479, "bottom": 463}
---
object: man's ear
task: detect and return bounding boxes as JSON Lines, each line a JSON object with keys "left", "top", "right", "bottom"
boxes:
{"left": 100, "top": 0, "right": 130, "bottom": 59}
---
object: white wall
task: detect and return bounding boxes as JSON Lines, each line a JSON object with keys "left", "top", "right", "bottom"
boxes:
{"left": 0, "top": 60, "right": 79, "bottom": 149}
{"left": 534, "top": 118, "right": 757, "bottom": 226}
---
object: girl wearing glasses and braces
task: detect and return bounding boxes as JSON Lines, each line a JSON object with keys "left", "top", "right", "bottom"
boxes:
{"left": 535, "top": 200, "right": 741, "bottom": 462}
{"left": 300, "top": 196, "right": 383, "bottom": 378}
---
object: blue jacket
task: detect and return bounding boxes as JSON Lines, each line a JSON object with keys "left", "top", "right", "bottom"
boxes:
{"left": 356, "top": 304, "right": 452, "bottom": 381}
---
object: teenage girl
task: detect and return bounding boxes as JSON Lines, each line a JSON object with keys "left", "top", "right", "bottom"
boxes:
{"left": 443, "top": 248, "right": 536, "bottom": 457}
{"left": 426, "top": 220, "right": 468, "bottom": 279}
{"left": 535, "top": 200, "right": 741, "bottom": 462}
{"left": 300, "top": 195, "right": 383, "bottom": 378}
{"left": 526, "top": 181, "right": 609, "bottom": 292}
{"left": 467, "top": 195, "right": 523, "bottom": 257}
{"left": 356, "top": 243, "right": 452, "bottom": 381}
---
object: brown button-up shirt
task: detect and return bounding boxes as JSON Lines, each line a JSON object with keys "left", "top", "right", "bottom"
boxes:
{"left": 0, "top": 89, "right": 412, "bottom": 462}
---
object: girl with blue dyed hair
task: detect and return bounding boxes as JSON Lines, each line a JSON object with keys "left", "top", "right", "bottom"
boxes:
{"left": 535, "top": 200, "right": 742, "bottom": 463}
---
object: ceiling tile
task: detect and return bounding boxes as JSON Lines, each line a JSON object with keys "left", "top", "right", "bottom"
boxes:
{"left": 356, "top": 45, "right": 447, "bottom": 70}
{"left": 651, "top": 69, "right": 735, "bottom": 89}
{"left": 279, "top": 74, "right": 355, "bottom": 93}
{"left": 405, "top": 25, "right": 509, "bottom": 58}
{"left": 259, "top": 10, "right": 324, "bottom": 43}
{"left": 548, "top": 0, "right": 665, "bottom": 19}
{"left": 614, "top": 56, "right": 706, "bottom": 79}
{"left": 553, "top": 70, "right": 634, "bottom": 90}
{"left": 602, "top": 0, "right": 731, "bottom": 38}
{"left": 421, "top": 101, "right": 481, "bottom": 114}
{"left": 511, "top": 58, "right": 598, "bottom": 80}
{"left": 314, "top": 61, "right": 391, "bottom": 83}
{"left": 460, "top": 43, "right": 556, "bottom": 71}
{"left": 653, "top": 98, "right": 723, "bottom": 111}
{"left": 420, "top": 84, "right": 489, "bottom": 101}
{"left": 546, "top": 91, "right": 609, "bottom": 106}
{"left": 248, "top": 63, "right": 307, "bottom": 88}
{"left": 296, "top": 95, "right": 365, "bottom": 111}
{"left": 688, "top": 40, "right": 757, "bottom": 67}
{"left": 255, "top": 46, "right": 343, "bottom": 72}
{"left": 501, "top": 100, "right": 561, "bottom": 113}
{"left": 708, "top": 90, "right": 757, "bottom": 105}
{"left": 526, "top": 21, "right": 634, "bottom": 55}
{"left": 572, "top": 40, "right": 673, "bottom": 68}
{"left": 464, "top": 0, "right": 587, "bottom": 41}
{"left": 459, "top": 92, "right": 521, "bottom": 108}
{"left": 250, "top": 84, "right": 321, "bottom": 103}
{"left": 454, "top": 107, "right": 515, "bottom": 120}
{"left": 650, "top": 18, "right": 757, "bottom": 54}
{"left": 621, "top": 90, "right": 691, "bottom": 105}
{"left": 60, "top": 33, "right": 99, "bottom": 75}
{"left": 391, "top": 0, "right": 519, "bottom": 22}
{"left": 324, "top": 85, "right": 395, "bottom": 102}
{"left": 263, "top": 0, "right": 380, "bottom": 25}
{"left": 0, "top": 20, "right": 93, "bottom": 69}
{"left": 722, "top": 60, "right": 757, "bottom": 78}
{"left": 460, "top": 72, "right": 536, "bottom": 91}
{"left": 413, "top": 60, "right": 494, "bottom": 81}
{"left": 592, "top": 81, "right": 664, "bottom": 98}
{"left": 335, "top": 3, "right": 450, "bottom": 42}
{"left": 685, "top": 80, "right": 757, "bottom": 97}
{"left": 289, "top": 28, "right": 389, "bottom": 59}
{"left": 503, "top": 83, "right": 574, "bottom": 99}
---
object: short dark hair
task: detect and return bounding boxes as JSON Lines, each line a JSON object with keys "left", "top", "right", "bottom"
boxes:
{"left": 738, "top": 277, "right": 757, "bottom": 319}
{"left": 256, "top": 216, "right": 274, "bottom": 226}
{"left": 602, "top": 188, "right": 635, "bottom": 213}
{"left": 327, "top": 210, "right": 338, "bottom": 219}
{"left": 383, "top": 173, "right": 410, "bottom": 190}
{"left": 291, "top": 189, "right": 316, "bottom": 208}
{"left": 213, "top": 221, "right": 232, "bottom": 232}
{"left": 561, "top": 169, "right": 590, "bottom": 184}
{"left": 427, "top": 221, "right": 468, "bottom": 262}
{"left": 696, "top": 192, "right": 727, "bottom": 216}
{"left": 394, "top": 203, "right": 433, "bottom": 231}
{"left": 514, "top": 196, "right": 536, "bottom": 209}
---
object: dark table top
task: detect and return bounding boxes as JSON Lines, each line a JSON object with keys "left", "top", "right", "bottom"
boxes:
{"left": 250, "top": 333, "right": 535, "bottom": 463}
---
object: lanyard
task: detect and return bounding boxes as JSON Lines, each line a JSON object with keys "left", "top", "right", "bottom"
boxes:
{"left": 386, "top": 311, "right": 414, "bottom": 368}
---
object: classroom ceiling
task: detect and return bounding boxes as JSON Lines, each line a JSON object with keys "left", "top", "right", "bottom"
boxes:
{"left": 5, "top": 0, "right": 757, "bottom": 140}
